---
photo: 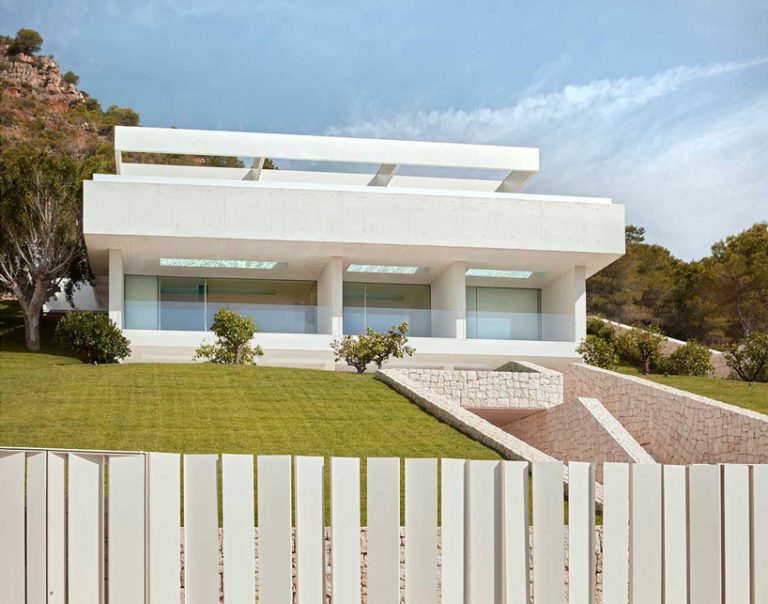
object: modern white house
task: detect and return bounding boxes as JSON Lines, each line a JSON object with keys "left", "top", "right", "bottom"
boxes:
{"left": 66, "top": 126, "right": 624, "bottom": 368}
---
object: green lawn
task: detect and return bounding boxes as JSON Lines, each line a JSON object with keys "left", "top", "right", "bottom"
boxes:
{"left": 616, "top": 364, "right": 768, "bottom": 415}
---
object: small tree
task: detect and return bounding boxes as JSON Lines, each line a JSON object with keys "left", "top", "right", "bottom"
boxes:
{"left": 367, "top": 322, "right": 415, "bottom": 369}
{"left": 577, "top": 335, "right": 619, "bottom": 370}
{"left": 54, "top": 311, "right": 131, "bottom": 364}
{"left": 9, "top": 29, "right": 43, "bottom": 55}
{"left": 330, "top": 334, "right": 373, "bottom": 373}
{"left": 586, "top": 316, "right": 615, "bottom": 342}
{"left": 664, "top": 341, "right": 713, "bottom": 376}
{"left": 63, "top": 70, "right": 79, "bottom": 86}
{"left": 724, "top": 333, "right": 768, "bottom": 382}
{"left": 331, "top": 323, "right": 416, "bottom": 373}
{"left": 616, "top": 325, "right": 666, "bottom": 374}
{"left": 195, "top": 308, "right": 263, "bottom": 364}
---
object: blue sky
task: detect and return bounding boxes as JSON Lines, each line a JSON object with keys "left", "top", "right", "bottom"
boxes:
{"left": 3, "top": 0, "right": 767, "bottom": 259}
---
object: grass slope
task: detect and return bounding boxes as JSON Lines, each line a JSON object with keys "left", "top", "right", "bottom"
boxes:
{"left": 0, "top": 301, "right": 499, "bottom": 461}
{"left": 616, "top": 364, "right": 768, "bottom": 415}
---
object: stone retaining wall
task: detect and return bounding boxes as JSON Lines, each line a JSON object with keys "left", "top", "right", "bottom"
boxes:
{"left": 564, "top": 363, "right": 768, "bottom": 464}
{"left": 382, "top": 365, "right": 561, "bottom": 411}
{"left": 179, "top": 526, "right": 605, "bottom": 603}
{"left": 503, "top": 396, "right": 654, "bottom": 481}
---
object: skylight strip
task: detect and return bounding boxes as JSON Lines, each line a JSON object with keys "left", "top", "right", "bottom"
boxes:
{"left": 465, "top": 268, "right": 534, "bottom": 279}
{"left": 160, "top": 258, "right": 277, "bottom": 269}
{"left": 346, "top": 264, "right": 420, "bottom": 275}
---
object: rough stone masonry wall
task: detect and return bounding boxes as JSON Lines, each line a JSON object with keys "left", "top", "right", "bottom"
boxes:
{"left": 179, "top": 527, "right": 605, "bottom": 603}
{"left": 564, "top": 363, "right": 768, "bottom": 464}
{"left": 503, "top": 396, "right": 654, "bottom": 481}
{"left": 385, "top": 365, "right": 562, "bottom": 410}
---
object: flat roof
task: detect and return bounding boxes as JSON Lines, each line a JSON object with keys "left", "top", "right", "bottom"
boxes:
{"left": 113, "top": 126, "right": 540, "bottom": 193}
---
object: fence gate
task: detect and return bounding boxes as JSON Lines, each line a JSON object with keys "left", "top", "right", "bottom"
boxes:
{"left": 0, "top": 447, "right": 766, "bottom": 603}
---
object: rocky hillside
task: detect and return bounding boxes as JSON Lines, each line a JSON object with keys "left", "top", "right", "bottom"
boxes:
{"left": 0, "top": 39, "right": 124, "bottom": 158}
{"left": 0, "top": 31, "right": 243, "bottom": 167}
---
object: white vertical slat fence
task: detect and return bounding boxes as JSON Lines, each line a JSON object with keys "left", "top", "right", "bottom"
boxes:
{"left": 1, "top": 446, "right": 766, "bottom": 604}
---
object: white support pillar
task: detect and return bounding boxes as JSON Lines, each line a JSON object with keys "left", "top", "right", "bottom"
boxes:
{"left": 430, "top": 261, "right": 466, "bottom": 339}
{"left": 540, "top": 266, "right": 586, "bottom": 343}
{"left": 318, "top": 257, "right": 343, "bottom": 336}
{"left": 108, "top": 249, "right": 124, "bottom": 328}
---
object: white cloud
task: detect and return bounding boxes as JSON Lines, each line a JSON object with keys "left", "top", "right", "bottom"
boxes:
{"left": 327, "top": 58, "right": 768, "bottom": 259}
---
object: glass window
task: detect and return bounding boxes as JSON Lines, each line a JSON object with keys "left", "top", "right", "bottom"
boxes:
{"left": 124, "top": 275, "right": 158, "bottom": 330}
{"left": 206, "top": 279, "right": 317, "bottom": 334}
{"left": 343, "top": 282, "right": 431, "bottom": 336}
{"left": 159, "top": 277, "right": 205, "bottom": 331}
{"left": 466, "top": 286, "right": 540, "bottom": 340}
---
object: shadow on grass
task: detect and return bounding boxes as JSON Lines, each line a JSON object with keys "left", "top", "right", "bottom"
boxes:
{"left": 0, "top": 299, "right": 77, "bottom": 362}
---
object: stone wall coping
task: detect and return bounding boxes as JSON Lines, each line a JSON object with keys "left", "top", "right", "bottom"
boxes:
{"left": 577, "top": 397, "right": 655, "bottom": 464}
{"left": 572, "top": 363, "right": 768, "bottom": 423}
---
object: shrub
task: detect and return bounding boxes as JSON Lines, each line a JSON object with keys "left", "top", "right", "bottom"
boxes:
{"left": 664, "top": 340, "right": 713, "bottom": 376}
{"left": 63, "top": 70, "right": 79, "bottom": 86}
{"left": 195, "top": 308, "right": 263, "bottom": 364}
{"left": 586, "top": 316, "right": 615, "bottom": 341}
{"left": 577, "top": 335, "right": 619, "bottom": 369}
{"left": 331, "top": 322, "right": 415, "bottom": 373}
{"left": 724, "top": 332, "right": 768, "bottom": 382}
{"left": 9, "top": 29, "right": 43, "bottom": 55}
{"left": 615, "top": 325, "right": 665, "bottom": 374}
{"left": 54, "top": 311, "right": 131, "bottom": 364}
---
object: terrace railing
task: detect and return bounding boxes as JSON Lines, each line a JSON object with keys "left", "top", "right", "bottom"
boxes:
{"left": 0, "top": 447, "right": 765, "bottom": 603}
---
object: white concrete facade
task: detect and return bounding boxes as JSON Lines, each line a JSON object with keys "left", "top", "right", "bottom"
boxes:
{"left": 76, "top": 126, "right": 625, "bottom": 367}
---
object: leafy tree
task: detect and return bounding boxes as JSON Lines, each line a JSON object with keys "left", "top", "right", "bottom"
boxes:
{"left": 723, "top": 333, "right": 768, "bottom": 383}
{"left": 331, "top": 323, "right": 415, "bottom": 373}
{"left": 9, "top": 29, "right": 43, "bottom": 55}
{"left": 615, "top": 325, "right": 666, "bottom": 374}
{"left": 586, "top": 316, "right": 615, "bottom": 342}
{"left": 0, "top": 147, "right": 102, "bottom": 351}
{"left": 588, "top": 225, "right": 682, "bottom": 330}
{"left": 664, "top": 341, "right": 713, "bottom": 376}
{"left": 63, "top": 70, "right": 79, "bottom": 86}
{"left": 195, "top": 308, "right": 264, "bottom": 364}
{"left": 54, "top": 311, "right": 131, "bottom": 363}
{"left": 700, "top": 222, "right": 768, "bottom": 340}
{"left": 367, "top": 322, "right": 415, "bottom": 369}
{"left": 105, "top": 105, "right": 140, "bottom": 127}
{"left": 577, "top": 335, "right": 619, "bottom": 370}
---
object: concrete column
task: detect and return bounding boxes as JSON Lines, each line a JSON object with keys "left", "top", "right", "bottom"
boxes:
{"left": 430, "top": 261, "right": 467, "bottom": 338}
{"left": 318, "top": 256, "right": 343, "bottom": 336}
{"left": 108, "top": 249, "right": 124, "bottom": 328}
{"left": 540, "top": 265, "right": 586, "bottom": 342}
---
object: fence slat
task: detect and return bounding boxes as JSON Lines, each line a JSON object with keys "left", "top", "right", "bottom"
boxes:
{"left": 222, "top": 454, "right": 256, "bottom": 604}
{"left": 755, "top": 464, "right": 768, "bottom": 604}
{"left": 68, "top": 453, "right": 104, "bottom": 604}
{"left": 0, "top": 452, "right": 25, "bottom": 604}
{"left": 184, "top": 454, "right": 220, "bottom": 604}
{"left": 367, "top": 457, "right": 400, "bottom": 604}
{"left": 501, "top": 461, "right": 529, "bottom": 604}
{"left": 568, "top": 462, "right": 595, "bottom": 604}
{"left": 663, "top": 465, "right": 687, "bottom": 604}
{"left": 533, "top": 461, "right": 564, "bottom": 604}
{"left": 723, "top": 465, "right": 750, "bottom": 604}
{"left": 405, "top": 458, "right": 438, "bottom": 604}
{"left": 47, "top": 452, "right": 67, "bottom": 604}
{"left": 109, "top": 455, "right": 146, "bottom": 604}
{"left": 258, "top": 455, "right": 293, "bottom": 603}
{"left": 295, "top": 456, "right": 325, "bottom": 604}
{"left": 603, "top": 462, "right": 629, "bottom": 604}
{"left": 331, "top": 457, "right": 361, "bottom": 604}
{"left": 26, "top": 452, "right": 47, "bottom": 604}
{"left": 466, "top": 460, "right": 500, "bottom": 604}
{"left": 689, "top": 464, "right": 722, "bottom": 604}
{"left": 630, "top": 463, "right": 662, "bottom": 604}
{"left": 441, "top": 459, "right": 466, "bottom": 604}
{"left": 147, "top": 453, "right": 181, "bottom": 604}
